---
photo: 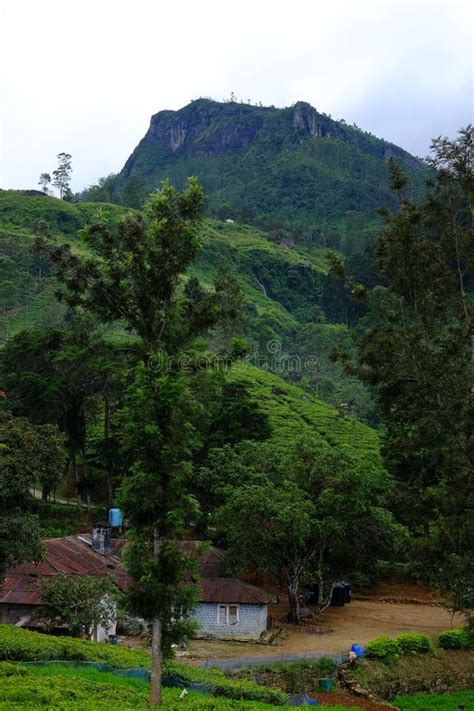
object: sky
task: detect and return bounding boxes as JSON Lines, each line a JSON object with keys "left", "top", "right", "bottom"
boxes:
{"left": 0, "top": 0, "right": 472, "bottom": 192}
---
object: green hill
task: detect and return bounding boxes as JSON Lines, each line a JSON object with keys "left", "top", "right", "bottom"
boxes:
{"left": 107, "top": 98, "right": 429, "bottom": 243}
{"left": 227, "top": 363, "right": 379, "bottom": 460}
{"left": 0, "top": 190, "right": 333, "bottom": 344}
{"left": 0, "top": 189, "right": 376, "bottom": 423}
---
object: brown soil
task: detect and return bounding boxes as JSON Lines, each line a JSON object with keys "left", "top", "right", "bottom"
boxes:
{"left": 310, "top": 691, "right": 395, "bottom": 709}
{"left": 183, "top": 583, "right": 454, "bottom": 662}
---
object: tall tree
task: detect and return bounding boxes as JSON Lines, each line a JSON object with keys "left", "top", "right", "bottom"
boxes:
{"left": 38, "top": 172, "right": 51, "bottom": 195}
{"left": 350, "top": 127, "right": 473, "bottom": 593}
{"left": 52, "top": 153, "right": 72, "bottom": 199}
{"left": 39, "top": 178, "right": 238, "bottom": 704}
{"left": 0, "top": 414, "right": 62, "bottom": 580}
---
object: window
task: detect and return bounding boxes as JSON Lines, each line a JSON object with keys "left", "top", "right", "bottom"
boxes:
{"left": 228, "top": 605, "right": 238, "bottom": 625}
{"left": 217, "top": 604, "right": 239, "bottom": 625}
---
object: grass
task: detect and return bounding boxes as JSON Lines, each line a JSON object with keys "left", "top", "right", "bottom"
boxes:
{"left": 394, "top": 690, "right": 474, "bottom": 710}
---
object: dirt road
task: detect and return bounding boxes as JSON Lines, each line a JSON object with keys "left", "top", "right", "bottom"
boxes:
{"left": 184, "top": 598, "right": 453, "bottom": 662}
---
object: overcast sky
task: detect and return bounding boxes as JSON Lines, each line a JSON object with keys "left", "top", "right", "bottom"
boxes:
{"left": 1, "top": 0, "right": 472, "bottom": 192}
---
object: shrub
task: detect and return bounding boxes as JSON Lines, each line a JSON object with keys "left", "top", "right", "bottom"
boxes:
{"left": 165, "top": 661, "right": 288, "bottom": 705}
{"left": 438, "top": 627, "right": 474, "bottom": 650}
{"left": 0, "top": 627, "right": 288, "bottom": 705}
{"left": 0, "top": 625, "right": 149, "bottom": 669}
{"left": 395, "top": 633, "right": 433, "bottom": 654}
{"left": 0, "top": 661, "right": 27, "bottom": 677}
{"left": 365, "top": 636, "right": 400, "bottom": 659}
{"left": 0, "top": 663, "right": 310, "bottom": 710}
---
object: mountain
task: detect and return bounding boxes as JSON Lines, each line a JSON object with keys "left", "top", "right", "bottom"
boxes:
{"left": 111, "top": 98, "right": 428, "bottom": 240}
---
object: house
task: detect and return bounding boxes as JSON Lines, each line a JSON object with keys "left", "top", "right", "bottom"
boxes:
{"left": 0, "top": 527, "right": 125, "bottom": 641}
{"left": 193, "top": 577, "right": 271, "bottom": 639}
{"left": 180, "top": 541, "right": 272, "bottom": 639}
{"left": 0, "top": 533, "right": 271, "bottom": 641}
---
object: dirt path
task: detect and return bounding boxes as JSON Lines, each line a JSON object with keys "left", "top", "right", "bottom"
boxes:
{"left": 183, "top": 599, "right": 453, "bottom": 663}
{"left": 311, "top": 691, "right": 395, "bottom": 710}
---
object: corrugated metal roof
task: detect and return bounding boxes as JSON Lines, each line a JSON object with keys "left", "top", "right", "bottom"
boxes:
{"left": 199, "top": 578, "right": 272, "bottom": 604}
{"left": 0, "top": 535, "right": 125, "bottom": 606}
{"left": 0, "top": 536, "right": 270, "bottom": 607}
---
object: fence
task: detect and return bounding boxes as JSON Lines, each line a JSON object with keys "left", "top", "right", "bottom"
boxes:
{"left": 202, "top": 650, "right": 349, "bottom": 670}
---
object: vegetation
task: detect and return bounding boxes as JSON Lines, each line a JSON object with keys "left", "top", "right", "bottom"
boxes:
{"left": 0, "top": 661, "right": 357, "bottom": 709}
{"left": 365, "top": 633, "right": 433, "bottom": 660}
{"left": 0, "top": 627, "right": 290, "bottom": 706}
{"left": 40, "top": 573, "right": 116, "bottom": 637}
{"left": 438, "top": 627, "right": 474, "bottom": 650}
{"left": 0, "top": 413, "right": 66, "bottom": 578}
{"left": 394, "top": 690, "right": 474, "bottom": 710}
{"left": 345, "top": 127, "right": 473, "bottom": 615}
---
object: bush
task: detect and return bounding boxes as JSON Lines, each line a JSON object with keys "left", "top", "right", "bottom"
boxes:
{"left": 438, "top": 627, "right": 474, "bottom": 650}
{"left": 0, "top": 627, "right": 288, "bottom": 705}
{"left": 395, "top": 633, "right": 433, "bottom": 654}
{"left": 0, "top": 661, "right": 27, "bottom": 677}
{"left": 0, "top": 625, "right": 149, "bottom": 669}
{"left": 165, "top": 661, "right": 288, "bottom": 705}
{"left": 0, "top": 663, "right": 320, "bottom": 710}
{"left": 365, "top": 636, "right": 400, "bottom": 660}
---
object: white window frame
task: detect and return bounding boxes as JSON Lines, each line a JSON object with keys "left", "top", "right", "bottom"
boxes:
{"left": 217, "top": 603, "right": 240, "bottom": 625}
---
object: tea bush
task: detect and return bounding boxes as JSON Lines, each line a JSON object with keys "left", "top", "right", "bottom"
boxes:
{"left": 0, "top": 627, "right": 288, "bottom": 705}
{"left": 438, "top": 627, "right": 474, "bottom": 650}
{"left": 365, "top": 636, "right": 400, "bottom": 659}
{"left": 0, "top": 662, "right": 350, "bottom": 710}
{"left": 395, "top": 633, "right": 433, "bottom": 654}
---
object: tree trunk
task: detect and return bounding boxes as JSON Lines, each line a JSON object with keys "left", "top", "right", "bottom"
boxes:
{"left": 149, "top": 527, "right": 163, "bottom": 705}
{"left": 287, "top": 587, "right": 300, "bottom": 624}
{"left": 41, "top": 484, "right": 49, "bottom": 501}
{"left": 104, "top": 389, "right": 114, "bottom": 506}
{"left": 149, "top": 615, "right": 163, "bottom": 704}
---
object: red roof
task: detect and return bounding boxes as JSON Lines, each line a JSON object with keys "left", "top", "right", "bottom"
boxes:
{"left": 0, "top": 536, "right": 270, "bottom": 607}
{"left": 199, "top": 578, "right": 272, "bottom": 605}
{"left": 0, "top": 535, "right": 127, "bottom": 606}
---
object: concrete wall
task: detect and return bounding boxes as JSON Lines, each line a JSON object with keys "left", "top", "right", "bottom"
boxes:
{"left": 0, "top": 604, "right": 35, "bottom": 625}
{"left": 192, "top": 603, "right": 268, "bottom": 639}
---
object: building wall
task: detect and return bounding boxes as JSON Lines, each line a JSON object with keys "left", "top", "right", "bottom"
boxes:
{"left": 0, "top": 604, "right": 36, "bottom": 625}
{"left": 192, "top": 603, "right": 268, "bottom": 639}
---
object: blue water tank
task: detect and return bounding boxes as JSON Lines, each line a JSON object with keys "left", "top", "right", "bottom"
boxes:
{"left": 108, "top": 508, "right": 123, "bottom": 527}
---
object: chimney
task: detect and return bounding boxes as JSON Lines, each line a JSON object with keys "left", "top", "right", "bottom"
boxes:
{"left": 91, "top": 524, "right": 112, "bottom": 556}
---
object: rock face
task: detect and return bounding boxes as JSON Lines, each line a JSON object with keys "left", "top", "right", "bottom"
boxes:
{"left": 119, "top": 98, "right": 427, "bottom": 226}
{"left": 122, "top": 98, "right": 418, "bottom": 176}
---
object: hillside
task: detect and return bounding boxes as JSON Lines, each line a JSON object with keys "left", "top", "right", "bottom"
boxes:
{"left": 110, "top": 98, "right": 429, "bottom": 241}
{"left": 227, "top": 363, "right": 380, "bottom": 461}
{"left": 0, "top": 189, "right": 375, "bottom": 421}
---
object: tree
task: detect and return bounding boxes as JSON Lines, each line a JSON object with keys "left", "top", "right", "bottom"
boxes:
{"left": 217, "top": 480, "right": 316, "bottom": 623}
{"left": 40, "top": 573, "right": 116, "bottom": 638}
{"left": 52, "top": 153, "right": 72, "bottom": 199}
{"left": 0, "top": 325, "right": 121, "bottom": 507}
{"left": 39, "top": 178, "right": 239, "bottom": 704}
{"left": 349, "top": 127, "right": 473, "bottom": 599}
{"left": 216, "top": 439, "right": 403, "bottom": 620}
{"left": 0, "top": 413, "right": 44, "bottom": 581}
{"left": 38, "top": 173, "right": 51, "bottom": 195}
{"left": 30, "top": 423, "right": 67, "bottom": 501}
